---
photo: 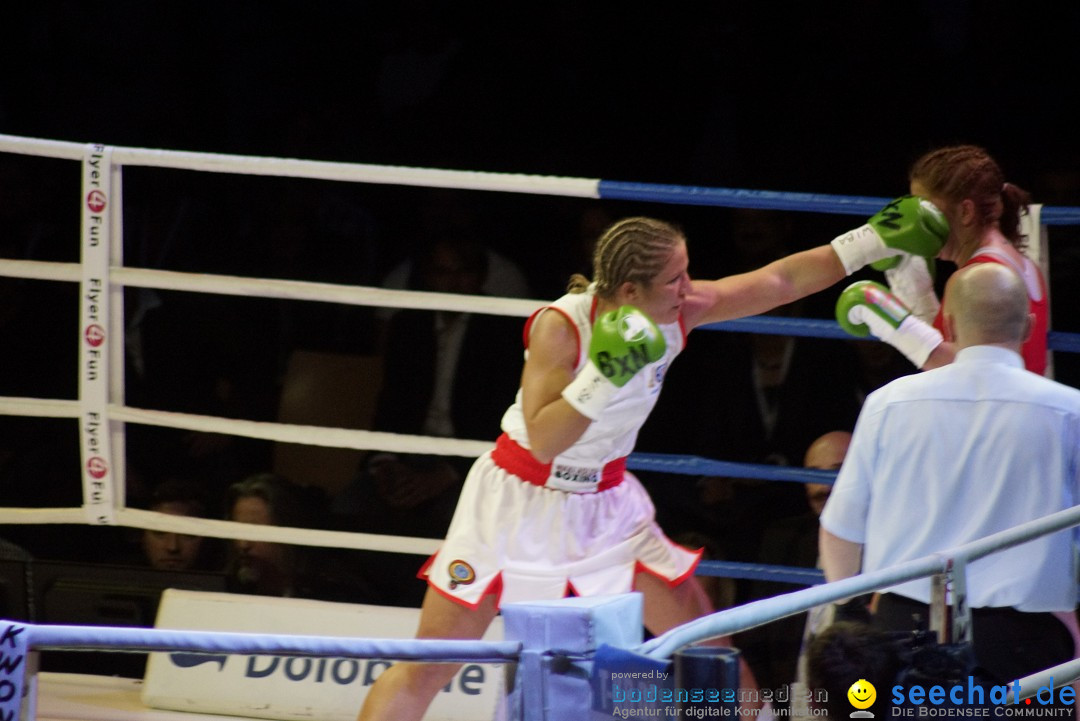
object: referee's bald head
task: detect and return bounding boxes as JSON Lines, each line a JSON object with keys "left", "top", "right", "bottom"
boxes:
{"left": 942, "top": 262, "right": 1032, "bottom": 349}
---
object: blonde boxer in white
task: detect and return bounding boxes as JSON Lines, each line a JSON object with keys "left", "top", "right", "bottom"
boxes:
{"left": 360, "top": 214, "right": 867, "bottom": 721}
{"left": 422, "top": 288, "right": 696, "bottom": 608}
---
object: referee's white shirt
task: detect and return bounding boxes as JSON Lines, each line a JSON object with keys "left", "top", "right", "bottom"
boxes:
{"left": 820, "top": 344, "right": 1080, "bottom": 612}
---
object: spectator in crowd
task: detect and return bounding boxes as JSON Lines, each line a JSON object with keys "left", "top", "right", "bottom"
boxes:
{"left": 138, "top": 477, "right": 223, "bottom": 572}
{"left": 225, "top": 472, "right": 331, "bottom": 598}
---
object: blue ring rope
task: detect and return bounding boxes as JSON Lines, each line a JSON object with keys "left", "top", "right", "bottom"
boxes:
{"left": 597, "top": 179, "right": 1080, "bottom": 349}
{"left": 702, "top": 316, "right": 1080, "bottom": 353}
{"left": 628, "top": 453, "right": 837, "bottom": 485}
{"left": 697, "top": 560, "right": 826, "bottom": 586}
{"left": 597, "top": 179, "right": 1080, "bottom": 225}
{"left": 703, "top": 316, "right": 853, "bottom": 340}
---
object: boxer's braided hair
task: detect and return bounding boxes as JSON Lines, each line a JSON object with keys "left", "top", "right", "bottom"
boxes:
{"left": 567, "top": 216, "right": 685, "bottom": 297}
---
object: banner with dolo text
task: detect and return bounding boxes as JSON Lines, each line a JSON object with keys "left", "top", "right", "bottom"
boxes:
{"left": 143, "top": 590, "right": 504, "bottom": 721}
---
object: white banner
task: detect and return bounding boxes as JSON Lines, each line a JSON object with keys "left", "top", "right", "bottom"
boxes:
{"left": 78, "top": 143, "right": 115, "bottom": 525}
{"left": 143, "top": 591, "right": 505, "bottom": 721}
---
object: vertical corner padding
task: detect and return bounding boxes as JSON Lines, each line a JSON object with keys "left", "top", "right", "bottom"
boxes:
{"left": 0, "top": 620, "right": 30, "bottom": 721}
{"left": 500, "top": 592, "right": 644, "bottom": 721}
{"left": 79, "top": 143, "right": 116, "bottom": 525}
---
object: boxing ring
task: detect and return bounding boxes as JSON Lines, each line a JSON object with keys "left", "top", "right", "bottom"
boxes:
{"left": 2, "top": 134, "right": 1080, "bottom": 720}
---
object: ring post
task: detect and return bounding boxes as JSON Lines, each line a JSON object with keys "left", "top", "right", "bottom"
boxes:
{"left": 500, "top": 593, "right": 643, "bottom": 721}
{"left": 78, "top": 142, "right": 117, "bottom": 526}
{"left": 674, "top": 645, "right": 740, "bottom": 716}
{"left": 0, "top": 620, "right": 30, "bottom": 721}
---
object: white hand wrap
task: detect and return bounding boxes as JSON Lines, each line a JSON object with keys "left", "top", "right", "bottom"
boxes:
{"left": 830, "top": 224, "right": 895, "bottom": 275}
{"left": 849, "top": 306, "right": 943, "bottom": 369}
{"left": 561, "top": 362, "right": 617, "bottom": 421}
{"left": 884, "top": 254, "right": 941, "bottom": 325}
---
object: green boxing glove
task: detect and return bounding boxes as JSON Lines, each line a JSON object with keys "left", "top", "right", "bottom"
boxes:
{"left": 835, "top": 280, "right": 943, "bottom": 369}
{"left": 830, "top": 196, "right": 949, "bottom": 275}
{"left": 561, "top": 305, "right": 666, "bottom": 420}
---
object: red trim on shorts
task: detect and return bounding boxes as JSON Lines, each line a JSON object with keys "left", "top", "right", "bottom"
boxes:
{"left": 631, "top": 546, "right": 704, "bottom": 589}
{"left": 418, "top": 553, "right": 505, "bottom": 610}
{"left": 491, "top": 433, "right": 626, "bottom": 491}
{"left": 417, "top": 552, "right": 437, "bottom": 580}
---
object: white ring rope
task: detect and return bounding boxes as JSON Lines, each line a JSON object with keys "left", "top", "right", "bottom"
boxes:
{"left": 0, "top": 397, "right": 79, "bottom": 419}
{"left": 108, "top": 406, "right": 493, "bottom": 458}
{"left": 0, "top": 258, "right": 542, "bottom": 317}
{"left": 0, "top": 504, "right": 442, "bottom": 554}
{"left": 0, "top": 133, "right": 600, "bottom": 197}
{"left": 0, "top": 258, "right": 81, "bottom": 283}
{"left": 116, "top": 508, "right": 442, "bottom": 554}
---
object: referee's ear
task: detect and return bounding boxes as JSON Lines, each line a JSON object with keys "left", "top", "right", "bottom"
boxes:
{"left": 1021, "top": 312, "right": 1035, "bottom": 344}
{"left": 942, "top": 310, "right": 958, "bottom": 344}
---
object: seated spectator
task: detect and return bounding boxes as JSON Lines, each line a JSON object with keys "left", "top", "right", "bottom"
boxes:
{"left": 225, "top": 472, "right": 336, "bottom": 599}
{"left": 801, "top": 430, "right": 851, "bottom": 516}
{"left": 140, "top": 478, "right": 224, "bottom": 571}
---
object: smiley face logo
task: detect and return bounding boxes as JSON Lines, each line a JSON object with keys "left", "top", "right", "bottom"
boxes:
{"left": 847, "top": 679, "right": 877, "bottom": 709}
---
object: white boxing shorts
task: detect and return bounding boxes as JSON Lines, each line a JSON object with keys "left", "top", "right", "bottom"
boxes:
{"left": 419, "top": 445, "right": 702, "bottom": 609}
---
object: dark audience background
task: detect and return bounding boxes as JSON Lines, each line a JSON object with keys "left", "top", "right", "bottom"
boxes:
{"left": 4, "top": 3, "right": 1080, "bottom": 194}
